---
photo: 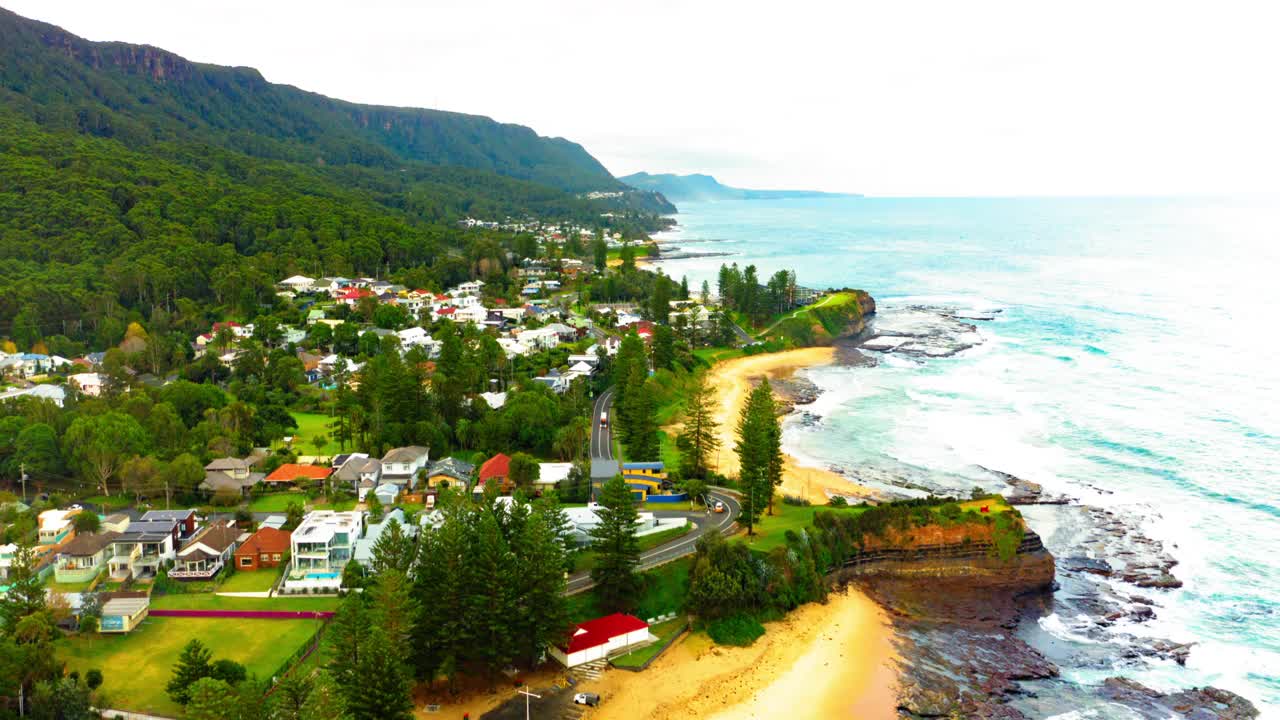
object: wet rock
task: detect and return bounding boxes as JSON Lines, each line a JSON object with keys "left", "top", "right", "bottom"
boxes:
{"left": 1099, "top": 677, "right": 1259, "bottom": 719}
{"left": 858, "top": 305, "right": 986, "bottom": 358}
{"left": 1064, "top": 557, "right": 1113, "bottom": 576}
{"left": 979, "top": 467, "right": 1072, "bottom": 505}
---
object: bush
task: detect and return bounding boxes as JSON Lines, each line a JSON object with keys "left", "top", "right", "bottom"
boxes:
{"left": 782, "top": 495, "right": 810, "bottom": 507}
{"left": 827, "top": 495, "right": 847, "bottom": 507}
{"left": 707, "top": 614, "right": 765, "bottom": 646}
{"left": 85, "top": 669, "right": 103, "bottom": 690}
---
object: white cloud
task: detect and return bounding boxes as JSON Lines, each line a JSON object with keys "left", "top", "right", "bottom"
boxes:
{"left": 9, "top": 0, "right": 1280, "bottom": 195}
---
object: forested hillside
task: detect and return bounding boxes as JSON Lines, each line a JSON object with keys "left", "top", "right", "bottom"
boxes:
{"left": 0, "top": 7, "right": 676, "bottom": 349}
{"left": 0, "top": 7, "right": 620, "bottom": 193}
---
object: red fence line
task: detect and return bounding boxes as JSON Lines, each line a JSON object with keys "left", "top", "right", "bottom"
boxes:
{"left": 149, "top": 609, "right": 334, "bottom": 620}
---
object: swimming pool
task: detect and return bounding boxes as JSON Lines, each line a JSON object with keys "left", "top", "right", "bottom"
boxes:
{"left": 304, "top": 571, "right": 339, "bottom": 580}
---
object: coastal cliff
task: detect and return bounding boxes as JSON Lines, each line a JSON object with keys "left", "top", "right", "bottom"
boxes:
{"left": 759, "top": 288, "right": 876, "bottom": 347}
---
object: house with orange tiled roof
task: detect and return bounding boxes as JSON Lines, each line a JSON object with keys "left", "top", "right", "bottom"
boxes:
{"left": 475, "top": 453, "right": 514, "bottom": 495}
{"left": 265, "top": 463, "right": 332, "bottom": 486}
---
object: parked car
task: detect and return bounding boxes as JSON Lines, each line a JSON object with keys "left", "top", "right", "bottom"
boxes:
{"left": 573, "top": 692, "right": 600, "bottom": 707}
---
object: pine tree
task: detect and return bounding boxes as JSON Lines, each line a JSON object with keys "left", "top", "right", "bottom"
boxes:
{"left": 185, "top": 677, "right": 236, "bottom": 720}
{"left": 592, "top": 233, "right": 607, "bottom": 273}
{"left": 762, "top": 383, "right": 784, "bottom": 515}
{"left": 611, "top": 331, "right": 646, "bottom": 430}
{"left": 326, "top": 594, "right": 372, "bottom": 695}
{"left": 465, "top": 507, "right": 518, "bottom": 686}
{"left": 678, "top": 375, "right": 721, "bottom": 480}
{"left": 512, "top": 502, "right": 570, "bottom": 667}
{"left": 346, "top": 627, "right": 414, "bottom": 720}
{"left": 652, "top": 325, "right": 676, "bottom": 371}
{"left": 591, "top": 475, "right": 642, "bottom": 612}
{"left": 650, "top": 275, "right": 671, "bottom": 324}
{"left": 735, "top": 380, "right": 778, "bottom": 534}
{"left": 369, "top": 518, "right": 415, "bottom": 575}
{"left": 620, "top": 242, "right": 636, "bottom": 273}
{"left": 369, "top": 569, "right": 419, "bottom": 646}
{"left": 167, "top": 639, "right": 213, "bottom": 705}
{"left": 0, "top": 542, "right": 47, "bottom": 631}
{"left": 623, "top": 364, "right": 659, "bottom": 461}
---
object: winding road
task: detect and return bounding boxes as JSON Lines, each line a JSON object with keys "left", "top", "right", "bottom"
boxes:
{"left": 567, "top": 387, "right": 741, "bottom": 594}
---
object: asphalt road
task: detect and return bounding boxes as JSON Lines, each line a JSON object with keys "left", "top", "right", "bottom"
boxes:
{"left": 567, "top": 386, "right": 742, "bottom": 595}
{"left": 590, "top": 387, "right": 615, "bottom": 462}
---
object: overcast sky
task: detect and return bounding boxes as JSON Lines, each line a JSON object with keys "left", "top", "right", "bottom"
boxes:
{"left": 9, "top": 0, "right": 1280, "bottom": 195}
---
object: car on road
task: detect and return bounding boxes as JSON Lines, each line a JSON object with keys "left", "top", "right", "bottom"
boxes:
{"left": 714, "top": 500, "right": 726, "bottom": 513}
{"left": 573, "top": 692, "right": 600, "bottom": 707}
{"left": 599, "top": 411, "right": 608, "bottom": 428}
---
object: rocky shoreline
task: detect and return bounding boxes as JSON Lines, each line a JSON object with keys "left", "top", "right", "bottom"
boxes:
{"left": 772, "top": 304, "right": 1260, "bottom": 718}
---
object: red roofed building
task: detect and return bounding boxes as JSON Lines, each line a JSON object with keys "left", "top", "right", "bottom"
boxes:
{"left": 436, "top": 306, "right": 457, "bottom": 317}
{"left": 337, "top": 288, "right": 375, "bottom": 305}
{"left": 549, "top": 614, "right": 650, "bottom": 667}
{"left": 476, "top": 453, "right": 512, "bottom": 494}
{"left": 232, "top": 527, "right": 292, "bottom": 571}
{"left": 264, "top": 464, "right": 332, "bottom": 485}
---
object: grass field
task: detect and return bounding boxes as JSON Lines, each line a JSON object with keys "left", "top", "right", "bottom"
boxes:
{"left": 60, "top": 615, "right": 321, "bottom": 716}
{"left": 312, "top": 497, "right": 356, "bottom": 511}
{"left": 217, "top": 568, "right": 282, "bottom": 593}
{"left": 288, "top": 412, "right": 339, "bottom": 456}
{"left": 150, "top": 593, "right": 341, "bottom": 612}
{"left": 81, "top": 494, "right": 133, "bottom": 510}
{"left": 611, "top": 616, "right": 687, "bottom": 669}
{"left": 246, "top": 492, "right": 303, "bottom": 513}
{"left": 741, "top": 501, "right": 866, "bottom": 552}
{"left": 742, "top": 496, "right": 1014, "bottom": 553}
{"left": 572, "top": 522, "right": 693, "bottom": 573}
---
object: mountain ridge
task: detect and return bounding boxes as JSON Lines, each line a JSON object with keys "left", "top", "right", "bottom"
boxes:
{"left": 621, "top": 171, "right": 860, "bottom": 204}
{"left": 0, "top": 6, "right": 630, "bottom": 195}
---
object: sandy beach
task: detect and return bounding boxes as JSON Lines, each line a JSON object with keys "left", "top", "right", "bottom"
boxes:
{"left": 701, "top": 347, "right": 875, "bottom": 504}
{"left": 581, "top": 588, "right": 896, "bottom": 720}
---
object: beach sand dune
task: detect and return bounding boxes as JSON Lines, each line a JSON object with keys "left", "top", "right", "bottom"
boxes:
{"left": 582, "top": 588, "right": 896, "bottom": 720}
{"left": 702, "top": 347, "right": 874, "bottom": 504}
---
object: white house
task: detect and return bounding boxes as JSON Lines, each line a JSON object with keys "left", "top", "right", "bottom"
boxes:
{"left": 454, "top": 305, "right": 489, "bottom": 325}
{"left": 70, "top": 371, "right": 104, "bottom": 394}
{"left": 516, "top": 327, "right": 561, "bottom": 351}
{"left": 536, "top": 462, "right": 573, "bottom": 489}
{"left": 282, "top": 510, "right": 364, "bottom": 593}
{"left": 479, "top": 391, "right": 507, "bottom": 409}
{"left": 0, "top": 384, "right": 68, "bottom": 407}
{"left": 549, "top": 614, "right": 651, "bottom": 668}
{"left": 278, "top": 275, "right": 316, "bottom": 293}
{"left": 380, "top": 446, "right": 430, "bottom": 489}
{"left": 497, "top": 338, "right": 533, "bottom": 358}
{"left": 453, "top": 280, "right": 485, "bottom": 296}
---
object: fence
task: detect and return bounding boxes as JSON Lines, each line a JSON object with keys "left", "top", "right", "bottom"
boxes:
{"left": 265, "top": 619, "right": 330, "bottom": 689}
{"left": 148, "top": 609, "right": 334, "bottom": 620}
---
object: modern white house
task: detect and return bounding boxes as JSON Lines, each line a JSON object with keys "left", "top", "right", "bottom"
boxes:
{"left": 38, "top": 509, "right": 80, "bottom": 546}
{"left": 107, "top": 520, "right": 181, "bottom": 580}
{"left": 282, "top": 511, "right": 364, "bottom": 593}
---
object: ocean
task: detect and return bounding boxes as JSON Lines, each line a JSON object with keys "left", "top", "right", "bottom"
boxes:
{"left": 652, "top": 196, "right": 1280, "bottom": 715}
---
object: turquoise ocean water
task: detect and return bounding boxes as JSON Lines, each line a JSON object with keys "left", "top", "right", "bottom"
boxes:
{"left": 654, "top": 196, "right": 1280, "bottom": 714}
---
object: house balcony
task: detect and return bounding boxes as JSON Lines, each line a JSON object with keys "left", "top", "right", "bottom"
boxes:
{"left": 54, "top": 562, "right": 103, "bottom": 584}
{"left": 168, "top": 559, "right": 224, "bottom": 580}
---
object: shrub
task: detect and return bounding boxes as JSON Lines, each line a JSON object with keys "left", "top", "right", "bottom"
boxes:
{"left": 85, "top": 669, "right": 103, "bottom": 690}
{"left": 782, "top": 495, "right": 810, "bottom": 507}
{"left": 707, "top": 614, "right": 765, "bottom": 646}
{"left": 827, "top": 495, "right": 848, "bottom": 507}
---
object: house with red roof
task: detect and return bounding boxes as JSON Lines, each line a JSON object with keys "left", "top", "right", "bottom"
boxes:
{"left": 549, "top": 613, "right": 651, "bottom": 667}
{"left": 233, "top": 527, "right": 292, "bottom": 572}
{"left": 336, "top": 287, "right": 375, "bottom": 306}
{"left": 475, "top": 453, "right": 513, "bottom": 494}
{"left": 264, "top": 463, "right": 332, "bottom": 486}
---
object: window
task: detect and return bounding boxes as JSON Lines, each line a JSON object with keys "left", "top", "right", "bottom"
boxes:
{"left": 261, "top": 554, "right": 269, "bottom": 562}
{"left": 272, "top": 553, "right": 282, "bottom": 561}
{"left": 240, "top": 557, "right": 251, "bottom": 567}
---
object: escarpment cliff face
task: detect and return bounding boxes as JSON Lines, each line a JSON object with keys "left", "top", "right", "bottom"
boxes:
{"left": 835, "top": 529, "right": 1059, "bottom": 719}
{"left": 761, "top": 289, "right": 877, "bottom": 347}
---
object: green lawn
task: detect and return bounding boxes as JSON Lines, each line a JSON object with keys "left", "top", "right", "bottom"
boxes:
{"left": 692, "top": 346, "right": 745, "bottom": 366}
{"left": 742, "top": 496, "right": 1013, "bottom": 553}
{"left": 288, "top": 412, "right": 339, "bottom": 456}
{"left": 80, "top": 495, "right": 133, "bottom": 510}
{"left": 60, "top": 615, "right": 322, "bottom": 717}
{"left": 611, "top": 616, "right": 687, "bottom": 669}
{"left": 217, "top": 568, "right": 282, "bottom": 593}
{"left": 312, "top": 498, "right": 355, "bottom": 511}
{"left": 742, "top": 501, "right": 866, "bottom": 552}
{"left": 247, "top": 492, "right": 303, "bottom": 513}
{"left": 150, "top": 593, "right": 341, "bottom": 612}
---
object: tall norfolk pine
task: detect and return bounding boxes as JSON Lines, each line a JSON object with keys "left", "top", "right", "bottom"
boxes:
{"left": 734, "top": 379, "right": 781, "bottom": 534}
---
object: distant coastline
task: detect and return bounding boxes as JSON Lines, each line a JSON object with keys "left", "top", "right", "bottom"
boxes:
{"left": 621, "top": 171, "right": 860, "bottom": 206}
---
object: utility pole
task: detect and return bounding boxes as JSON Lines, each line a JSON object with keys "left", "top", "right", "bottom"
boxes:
{"left": 517, "top": 688, "right": 541, "bottom": 720}
{"left": 20, "top": 463, "right": 27, "bottom": 503}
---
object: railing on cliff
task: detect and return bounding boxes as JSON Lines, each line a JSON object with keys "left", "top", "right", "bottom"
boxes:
{"left": 835, "top": 530, "right": 1046, "bottom": 573}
